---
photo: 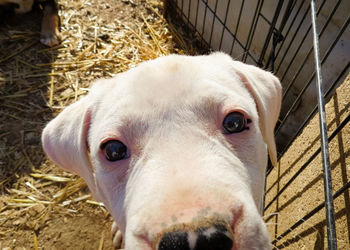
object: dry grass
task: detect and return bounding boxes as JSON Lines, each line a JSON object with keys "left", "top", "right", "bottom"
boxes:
{"left": 0, "top": 0, "right": 194, "bottom": 248}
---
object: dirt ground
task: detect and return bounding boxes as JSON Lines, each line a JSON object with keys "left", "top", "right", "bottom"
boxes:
{"left": 0, "top": 0, "right": 185, "bottom": 249}
{"left": 265, "top": 74, "right": 350, "bottom": 249}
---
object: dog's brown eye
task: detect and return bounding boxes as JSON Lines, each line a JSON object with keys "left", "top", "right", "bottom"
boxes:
{"left": 101, "top": 140, "right": 128, "bottom": 162}
{"left": 222, "top": 112, "right": 248, "bottom": 134}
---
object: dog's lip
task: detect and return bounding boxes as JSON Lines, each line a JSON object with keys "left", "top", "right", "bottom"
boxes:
{"left": 231, "top": 204, "right": 244, "bottom": 229}
{"left": 230, "top": 205, "right": 244, "bottom": 250}
{"left": 132, "top": 231, "right": 154, "bottom": 249}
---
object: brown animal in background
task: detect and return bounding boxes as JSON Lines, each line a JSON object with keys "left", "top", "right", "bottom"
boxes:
{"left": 0, "top": 0, "right": 60, "bottom": 46}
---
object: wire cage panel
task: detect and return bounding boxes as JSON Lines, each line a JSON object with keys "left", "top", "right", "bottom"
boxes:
{"left": 168, "top": 0, "right": 350, "bottom": 156}
{"left": 167, "top": 0, "right": 350, "bottom": 249}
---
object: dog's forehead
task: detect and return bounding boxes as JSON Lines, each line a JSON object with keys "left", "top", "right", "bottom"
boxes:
{"left": 123, "top": 56, "right": 222, "bottom": 98}
{"left": 95, "top": 54, "right": 250, "bottom": 111}
{"left": 88, "top": 54, "right": 258, "bottom": 153}
{"left": 90, "top": 54, "right": 255, "bottom": 132}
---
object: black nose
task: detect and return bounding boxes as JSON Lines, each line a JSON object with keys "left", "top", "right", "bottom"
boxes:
{"left": 158, "top": 223, "right": 233, "bottom": 250}
{"left": 158, "top": 231, "right": 190, "bottom": 250}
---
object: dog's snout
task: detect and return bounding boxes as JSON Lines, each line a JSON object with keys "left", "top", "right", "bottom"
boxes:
{"left": 158, "top": 223, "right": 233, "bottom": 250}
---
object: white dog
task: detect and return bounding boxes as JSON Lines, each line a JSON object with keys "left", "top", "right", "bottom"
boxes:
{"left": 42, "top": 52, "right": 281, "bottom": 250}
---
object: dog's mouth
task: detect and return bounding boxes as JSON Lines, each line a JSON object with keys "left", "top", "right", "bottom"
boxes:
{"left": 152, "top": 217, "right": 234, "bottom": 250}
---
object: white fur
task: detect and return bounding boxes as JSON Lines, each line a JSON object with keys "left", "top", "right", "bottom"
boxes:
{"left": 42, "top": 53, "right": 281, "bottom": 249}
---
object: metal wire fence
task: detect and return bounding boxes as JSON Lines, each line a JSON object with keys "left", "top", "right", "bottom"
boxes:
{"left": 166, "top": 0, "right": 350, "bottom": 249}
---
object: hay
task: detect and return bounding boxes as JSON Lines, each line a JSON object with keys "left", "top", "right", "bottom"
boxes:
{"left": 0, "top": 0, "right": 188, "bottom": 247}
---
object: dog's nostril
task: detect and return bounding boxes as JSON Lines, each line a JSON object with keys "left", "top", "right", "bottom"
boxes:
{"left": 158, "top": 231, "right": 190, "bottom": 250}
{"left": 195, "top": 229, "right": 233, "bottom": 250}
{"left": 194, "top": 224, "right": 233, "bottom": 250}
{"left": 158, "top": 224, "right": 233, "bottom": 250}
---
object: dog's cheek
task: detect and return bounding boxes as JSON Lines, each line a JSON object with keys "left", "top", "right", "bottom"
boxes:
{"left": 95, "top": 171, "right": 128, "bottom": 234}
{"left": 225, "top": 128, "right": 265, "bottom": 164}
{"left": 225, "top": 128, "right": 268, "bottom": 207}
{"left": 92, "top": 158, "right": 129, "bottom": 211}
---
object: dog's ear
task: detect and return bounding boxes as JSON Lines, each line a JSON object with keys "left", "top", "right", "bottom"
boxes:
{"left": 41, "top": 95, "right": 98, "bottom": 197}
{"left": 232, "top": 60, "right": 282, "bottom": 167}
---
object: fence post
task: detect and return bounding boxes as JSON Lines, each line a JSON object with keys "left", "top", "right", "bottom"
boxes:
{"left": 310, "top": 1, "right": 337, "bottom": 249}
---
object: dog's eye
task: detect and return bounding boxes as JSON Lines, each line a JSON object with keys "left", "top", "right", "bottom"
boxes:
{"left": 222, "top": 112, "right": 249, "bottom": 134}
{"left": 101, "top": 140, "right": 128, "bottom": 162}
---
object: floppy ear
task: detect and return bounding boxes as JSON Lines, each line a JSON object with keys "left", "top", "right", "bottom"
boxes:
{"left": 41, "top": 96, "right": 99, "bottom": 198}
{"left": 232, "top": 60, "right": 282, "bottom": 166}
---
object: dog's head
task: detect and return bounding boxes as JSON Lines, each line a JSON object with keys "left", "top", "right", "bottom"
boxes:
{"left": 42, "top": 53, "right": 281, "bottom": 249}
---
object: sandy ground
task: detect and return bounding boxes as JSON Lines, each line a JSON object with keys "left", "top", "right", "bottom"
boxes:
{"left": 265, "top": 74, "right": 350, "bottom": 249}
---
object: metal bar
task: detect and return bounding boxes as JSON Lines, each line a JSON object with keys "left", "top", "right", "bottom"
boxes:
{"left": 267, "top": 65, "right": 348, "bottom": 202}
{"left": 167, "top": 2, "right": 347, "bottom": 248}
{"left": 277, "top": 0, "right": 326, "bottom": 80}
{"left": 274, "top": 0, "right": 305, "bottom": 66}
{"left": 194, "top": 0, "right": 200, "bottom": 29}
{"left": 267, "top": 63, "right": 349, "bottom": 177}
{"left": 310, "top": 1, "right": 337, "bottom": 248}
{"left": 281, "top": 0, "right": 342, "bottom": 101}
{"left": 257, "top": 0, "right": 284, "bottom": 67}
{"left": 262, "top": 170, "right": 267, "bottom": 215}
{"left": 279, "top": 4, "right": 316, "bottom": 83}
{"left": 187, "top": 0, "right": 191, "bottom": 24}
{"left": 265, "top": 0, "right": 296, "bottom": 70}
{"left": 242, "top": 0, "right": 264, "bottom": 62}
{"left": 173, "top": 0, "right": 255, "bottom": 61}
{"left": 218, "top": 0, "right": 231, "bottom": 50}
{"left": 201, "top": 0, "right": 209, "bottom": 37}
{"left": 229, "top": 0, "right": 245, "bottom": 55}
{"left": 194, "top": 0, "right": 258, "bottom": 63}
{"left": 170, "top": 0, "right": 211, "bottom": 50}
{"left": 274, "top": 13, "right": 350, "bottom": 136}
{"left": 275, "top": 3, "right": 311, "bottom": 75}
{"left": 208, "top": 0, "right": 219, "bottom": 47}
{"left": 271, "top": 180, "right": 350, "bottom": 245}
{"left": 274, "top": 61, "right": 350, "bottom": 161}
{"left": 259, "top": 13, "right": 272, "bottom": 26}
{"left": 265, "top": 113, "right": 350, "bottom": 210}
{"left": 272, "top": 0, "right": 296, "bottom": 45}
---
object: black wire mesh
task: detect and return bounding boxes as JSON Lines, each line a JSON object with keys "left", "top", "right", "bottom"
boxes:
{"left": 166, "top": 0, "right": 350, "bottom": 248}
